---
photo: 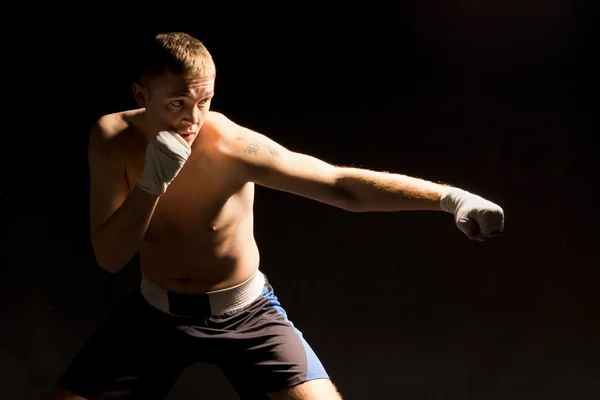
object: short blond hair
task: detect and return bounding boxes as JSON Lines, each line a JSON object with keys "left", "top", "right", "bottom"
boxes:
{"left": 137, "top": 32, "right": 216, "bottom": 84}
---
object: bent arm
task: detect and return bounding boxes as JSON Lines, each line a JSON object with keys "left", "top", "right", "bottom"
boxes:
{"left": 91, "top": 186, "right": 159, "bottom": 273}
{"left": 88, "top": 117, "right": 160, "bottom": 273}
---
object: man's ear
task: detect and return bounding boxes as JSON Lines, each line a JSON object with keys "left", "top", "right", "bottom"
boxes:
{"left": 132, "top": 82, "right": 149, "bottom": 107}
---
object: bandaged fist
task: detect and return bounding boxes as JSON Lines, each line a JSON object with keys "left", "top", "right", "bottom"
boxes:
{"left": 440, "top": 187, "right": 504, "bottom": 241}
{"left": 136, "top": 131, "right": 192, "bottom": 196}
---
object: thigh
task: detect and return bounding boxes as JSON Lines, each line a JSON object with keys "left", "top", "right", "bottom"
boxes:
{"left": 56, "top": 289, "right": 191, "bottom": 399}
{"left": 218, "top": 284, "right": 330, "bottom": 398}
{"left": 267, "top": 378, "right": 342, "bottom": 400}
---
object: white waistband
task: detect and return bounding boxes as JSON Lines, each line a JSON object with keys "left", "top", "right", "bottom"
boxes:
{"left": 140, "top": 269, "right": 265, "bottom": 318}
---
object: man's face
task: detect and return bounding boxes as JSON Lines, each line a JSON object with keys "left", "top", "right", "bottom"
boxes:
{"left": 134, "top": 70, "right": 215, "bottom": 144}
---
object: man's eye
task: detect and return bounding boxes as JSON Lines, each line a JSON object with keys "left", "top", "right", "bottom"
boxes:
{"left": 170, "top": 100, "right": 184, "bottom": 107}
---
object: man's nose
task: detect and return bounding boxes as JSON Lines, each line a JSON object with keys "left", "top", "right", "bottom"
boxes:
{"left": 183, "top": 105, "right": 201, "bottom": 125}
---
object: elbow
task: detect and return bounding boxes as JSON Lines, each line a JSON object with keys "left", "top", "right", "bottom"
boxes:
{"left": 94, "top": 253, "right": 126, "bottom": 274}
{"left": 333, "top": 169, "right": 362, "bottom": 212}
{"left": 99, "top": 263, "right": 124, "bottom": 274}
{"left": 90, "top": 228, "right": 131, "bottom": 273}
{"left": 340, "top": 198, "right": 368, "bottom": 213}
{"left": 334, "top": 180, "right": 367, "bottom": 212}
{"left": 91, "top": 240, "right": 126, "bottom": 273}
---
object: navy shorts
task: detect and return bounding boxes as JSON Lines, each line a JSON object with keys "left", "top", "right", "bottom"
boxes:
{"left": 56, "top": 273, "right": 329, "bottom": 399}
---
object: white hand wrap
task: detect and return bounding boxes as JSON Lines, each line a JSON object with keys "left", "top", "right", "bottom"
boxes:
{"left": 440, "top": 187, "right": 504, "bottom": 239}
{"left": 136, "top": 131, "right": 192, "bottom": 196}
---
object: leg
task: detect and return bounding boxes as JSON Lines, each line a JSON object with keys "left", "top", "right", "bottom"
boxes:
{"left": 214, "top": 281, "right": 335, "bottom": 399}
{"left": 267, "top": 379, "right": 342, "bottom": 400}
{"left": 49, "top": 288, "right": 191, "bottom": 399}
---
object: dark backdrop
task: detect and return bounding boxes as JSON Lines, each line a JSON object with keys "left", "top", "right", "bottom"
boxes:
{"left": 2, "top": 2, "right": 597, "bottom": 399}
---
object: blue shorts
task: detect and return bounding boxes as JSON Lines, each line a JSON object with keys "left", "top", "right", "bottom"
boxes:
{"left": 56, "top": 272, "right": 329, "bottom": 399}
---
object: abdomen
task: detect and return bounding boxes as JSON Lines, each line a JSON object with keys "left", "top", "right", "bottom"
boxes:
{"left": 139, "top": 183, "right": 260, "bottom": 293}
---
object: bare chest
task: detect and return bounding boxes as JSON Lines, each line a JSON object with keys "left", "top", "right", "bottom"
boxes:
{"left": 125, "top": 148, "right": 248, "bottom": 242}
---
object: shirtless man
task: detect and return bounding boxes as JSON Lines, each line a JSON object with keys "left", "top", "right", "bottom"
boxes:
{"left": 50, "top": 32, "right": 504, "bottom": 400}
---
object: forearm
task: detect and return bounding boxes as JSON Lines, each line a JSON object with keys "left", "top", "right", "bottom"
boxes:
{"left": 337, "top": 167, "right": 450, "bottom": 212}
{"left": 91, "top": 185, "right": 160, "bottom": 273}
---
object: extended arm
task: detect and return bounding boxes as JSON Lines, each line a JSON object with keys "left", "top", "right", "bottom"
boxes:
{"left": 213, "top": 113, "right": 504, "bottom": 241}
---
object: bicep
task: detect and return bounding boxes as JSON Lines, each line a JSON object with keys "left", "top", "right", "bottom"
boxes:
{"left": 256, "top": 148, "right": 339, "bottom": 193}
{"left": 230, "top": 128, "right": 351, "bottom": 209}
{"left": 88, "top": 125, "right": 130, "bottom": 235}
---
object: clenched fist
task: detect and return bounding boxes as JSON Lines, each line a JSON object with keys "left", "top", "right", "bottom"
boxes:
{"left": 440, "top": 187, "right": 504, "bottom": 241}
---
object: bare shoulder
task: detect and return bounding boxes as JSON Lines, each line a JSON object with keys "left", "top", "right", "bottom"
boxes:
{"left": 202, "top": 111, "right": 285, "bottom": 158}
{"left": 90, "top": 109, "right": 141, "bottom": 144}
{"left": 201, "top": 111, "right": 244, "bottom": 144}
{"left": 201, "top": 111, "right": 292, "bottom": 184}
{"left": 88, "top": 109, "right": 143, "bottom": 161}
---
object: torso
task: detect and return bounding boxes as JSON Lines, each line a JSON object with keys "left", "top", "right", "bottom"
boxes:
{"left": 117, "top": 110, "right": 260, "bottom": 293}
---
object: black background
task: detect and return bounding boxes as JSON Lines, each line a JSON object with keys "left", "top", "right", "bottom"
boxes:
{"left": 1, "top": 2, "right": 597, "bottom": 399}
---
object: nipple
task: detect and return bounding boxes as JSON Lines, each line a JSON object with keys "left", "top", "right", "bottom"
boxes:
{"left": 208, "top": 225, "right": 217, "bottom": 232}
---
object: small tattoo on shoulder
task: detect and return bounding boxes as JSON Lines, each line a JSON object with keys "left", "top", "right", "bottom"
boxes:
{"left": 244, "top": 139, "right": 260, "bottom": 155}
{"left": 243, "top": 135, "right": 280, "bottom": 157}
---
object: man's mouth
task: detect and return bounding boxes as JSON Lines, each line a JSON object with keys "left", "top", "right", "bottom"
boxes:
{"left": 177, "top": 128, "right": 198, "bottom": 136}
{"left": 178, "top": 132, "right": 196, "bottom": 142}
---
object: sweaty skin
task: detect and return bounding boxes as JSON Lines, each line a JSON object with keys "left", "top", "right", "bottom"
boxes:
{"left": 94, "top": 109, "right": 263, "bottom": 293}
{"left": 91, "top": 70, "right": 359, "bottom": 295}
{"left": 90, "top": 70, "right": 493, "bottom": 296}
